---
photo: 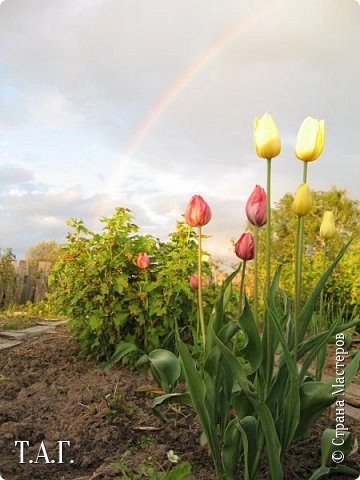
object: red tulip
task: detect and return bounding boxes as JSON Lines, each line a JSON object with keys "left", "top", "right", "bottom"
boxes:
{"left": 189, "top": 274, "right": 199, "bottom": 289}
{"left": 184, "top": 195, "right": 212, "bottom": 227}
{"left": 246, "top": 185, "right": 267, "bottom": 227}
{"left": 235, "top": 233, "right": 254, "bottom": 261}
{"left": 136, "top": 252, "right": 150, "bottom": 269}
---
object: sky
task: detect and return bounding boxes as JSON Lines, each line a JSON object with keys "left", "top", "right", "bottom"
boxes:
{"left": 0, "top": 0, "right": 359, "bottom": 263}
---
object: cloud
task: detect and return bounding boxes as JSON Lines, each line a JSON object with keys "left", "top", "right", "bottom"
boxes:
{"left": 0, "top": 165, "right": 33, "bottom": 185}
{"left": 0, "top": 186, "right": 119, "bottom": 255}
{"left": 0, "top": 0, "right": 359, "bottom": 263}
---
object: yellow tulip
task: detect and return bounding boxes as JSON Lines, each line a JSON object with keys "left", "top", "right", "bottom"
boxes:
{"left": 320, "top": 211, "right": 336, "bottom": 240}
{"left": 295, "top": 116, "right": 325, "bottom": 162}
{"left": 292, "top": 183, "right": 313, "bottom": 217}
{"left": 254, "top": 112, "right": 281, "bottom": 159}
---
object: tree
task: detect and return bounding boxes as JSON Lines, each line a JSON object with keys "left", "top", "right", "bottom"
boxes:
{"left": 247, "top": 187, "right": 360, "bottom": 318}
{"left": 0, "top": 248, "right": 17, "bottom": 307}
{"left": 24, "top": 240, "right": 62, "bottom": 267}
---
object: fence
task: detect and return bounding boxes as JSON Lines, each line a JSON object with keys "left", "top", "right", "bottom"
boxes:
{"left": 0, "top": 261, "right": 52, "bottom": 307}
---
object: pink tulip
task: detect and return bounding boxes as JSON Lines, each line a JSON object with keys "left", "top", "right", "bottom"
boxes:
{"left": 184, "top": 195, "right": 212, "bottom": 227}
{"left": 189, "top": 274, "right": 199, "bottom": 289}
{"left": 136, "top": 252, "right": 150, "bottom": 269}
{"left": 245, "top": 185, "right": 267, "bottom": 227}
{"left": 235, "top": 233, "right": 255, "bottom": 261}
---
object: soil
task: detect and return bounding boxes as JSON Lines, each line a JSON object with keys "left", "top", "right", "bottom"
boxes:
{"left": 0, "top": 326, "right": 359, "bottom": 480}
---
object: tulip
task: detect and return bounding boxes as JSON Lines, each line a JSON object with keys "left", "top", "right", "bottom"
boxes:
{"left": 184, "top": 195, "right": 212, "bottom": 227}
{"left": 184, "top": 194, "right": 211, "bottom": 349}
{"left": 189, "top": 274, "right": 199, "bottom": 289}
{"left": 320, "top": 211, "right": 336, "bottom": 240}
{"left": 254, "top": 112, "right": 281, "bottom": 159}
{"left": 254, "top": 113, "right": 280, "bottom": 383}
{"left": 136, "top": 252, "right": 150, "bottom": 269}
{"left": 246, "top": 185, "right": 267, "bottom": 227}
{"left": 295, "top": 116, "right": 325, "bottom": 162}
{"left": 292, "top": 183, "right": 313, "bottom": 217}
{"left": 235, "top": 232, "right": 255, "bottom": 261}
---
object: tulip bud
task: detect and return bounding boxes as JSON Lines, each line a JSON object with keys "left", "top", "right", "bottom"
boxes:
{"left": 320, "top": 211, "right": 336, "bottom": 240}
{"left": 136, "top": 251, "right": 150, "bottom": 269}
{"left": 235, "top": 232, "right": 255, "bottom": 261}
{"left": 295, "top": 116, "right": 325, "bottom": 162}
{"left": 201, "top": 253, "right": 210, "bottom": 263}
{"left": 184, "top": 195, "right": 212, "bottom": 227}
{"left": 254, "top": 112, "right": 281, "bottom": 159}
{"left": 292, "top": 183, "right": 313, "bottom": 217}
{"left": 246, "top": 185, "right": 267, "bottom": 227}
{"left": 189, "top": 274, "right": 199, "bottom": 289}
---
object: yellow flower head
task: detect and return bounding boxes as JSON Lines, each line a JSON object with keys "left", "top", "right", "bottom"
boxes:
{"left": 292, "top": 183, "right": 313, "bottom": 217}
{"left": 295, "top": 116, "right": 325, "bottom": 162}
{"left": 254, "top": 112, "right": 281, "bottom": 159}
{"left": 320, "top": 211, "right": 336, "bottom": 240}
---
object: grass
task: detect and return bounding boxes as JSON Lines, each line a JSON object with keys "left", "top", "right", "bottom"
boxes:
{"left": 0, "top": 314, "right": 37, "bottom": 331}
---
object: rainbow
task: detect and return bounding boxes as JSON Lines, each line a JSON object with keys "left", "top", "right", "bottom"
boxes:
{"left": 95, "top": 0, "right": 281, "bottom": 222}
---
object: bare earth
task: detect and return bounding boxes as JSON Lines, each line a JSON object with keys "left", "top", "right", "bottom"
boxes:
{"left": 0, "top": 325, "right": 359, "bottom": 480}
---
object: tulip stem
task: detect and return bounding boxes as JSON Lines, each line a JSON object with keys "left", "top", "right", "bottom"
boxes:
{"left": 197, "top": 226, "right": 206, "bottom": 349}
{"left": 319, "top": 242, "right": 327, "bottom": 333}
{"left": 238, "top": 260, "right": 247, "bottom": 317}
{"left": 294, "top": 217, "right": 302, "bottom": 360}
{"left": 265, "top": 158, "right": 272, "bottom": 387}
{"left": 254, "top": 226, "right": 259, "bottom": 324}
{"left": 294, "top": 161, "right": 309, "bottom": 360}
{"left": 266, "top": 159, "right": 272, "bottom": 298}
{"left": 303, "top": 161, "right": 308, "bottom": 183}
{"left": 144, "top": 270, "right": 149, "bottom": 353}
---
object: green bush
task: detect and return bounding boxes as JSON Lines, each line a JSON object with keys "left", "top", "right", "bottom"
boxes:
{"left": 48, "top": 208, "right": 212, "bottom": 359}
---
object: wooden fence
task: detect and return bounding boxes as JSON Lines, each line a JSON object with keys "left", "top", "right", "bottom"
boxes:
{"left": 0, "top": 261, "right": 52, "bottom": 306}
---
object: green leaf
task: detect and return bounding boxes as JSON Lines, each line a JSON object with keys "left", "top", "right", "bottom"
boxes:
{"left": 299, "top": 322, "right": 339, "bottom": 383}
{"left": 89, "top": 313, "right": 103, "bottom": 330}
{"left": 147, "top": 349, "right": 182, "bottom": 393}
{"left": 176, "top": 334, "right": 220, "bottom": 472}
{"left": 316, "top": 344, "right": 327, "bottom": 381}
{"left": 213, "top": 331, "right": 283, "bottom": 480}
{"left": 308, "top": 464, "right": 359, "bottom": 480}
{"left": 114, "top": 275, "right": 128, "bottom": 293}
{"left": 295, "top": 350, "right": 360, "bottom": 439}
{"left": 320, "top": 428, "right": 353, "bottom": 468}
{"left": 223, "top": 281, "right": 233, "bottom": 310}
{"left": 152, "top": 392, "right": 192, "bottom": 409}
{"left": 237, "top": 416, "right": 260, "bottom": 480}
{"left": 298, "top": 240, "right": 352, "bottom": 342}
{"left": 206, "top": 266, "right": 241, "bottom": 353}
{"left": 265, "top": 300, "right": 299, "bottom": 449}
{"left": 102, "top": 341, "right": 140, "bottom": 372}
{"left": 232, "top": 389, "right": 254, "bottom": 419}
{"left": 167, "top": 462, "right": 192, "bottom": 480}
{"left": 261, "top": 268, "right": 283, "bottom": 384}
{"left": 296, "top": 316, "right": 360, "bottom": 362}
{"left": 238, "top": 297, "right": 262, "bottom": 374}
{"left": 222, "top": 419, "right": 242, "bottom": 480}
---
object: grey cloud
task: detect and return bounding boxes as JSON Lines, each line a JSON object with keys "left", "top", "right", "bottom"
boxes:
{"left": 0, "top": 0, "right": 359, "bottom": 262}
{"left": 0, "top": 165, "right": 33, "bottom": 184}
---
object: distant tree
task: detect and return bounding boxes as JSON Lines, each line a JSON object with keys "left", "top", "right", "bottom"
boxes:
{"left": 247, "top": 187, "right": 360, "bottom": 317}
{"left": 0, "top": 248, "right": 17, "bottom": 307}
{"left": 24, "top": 240, "right": 62, "bottom": 268}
